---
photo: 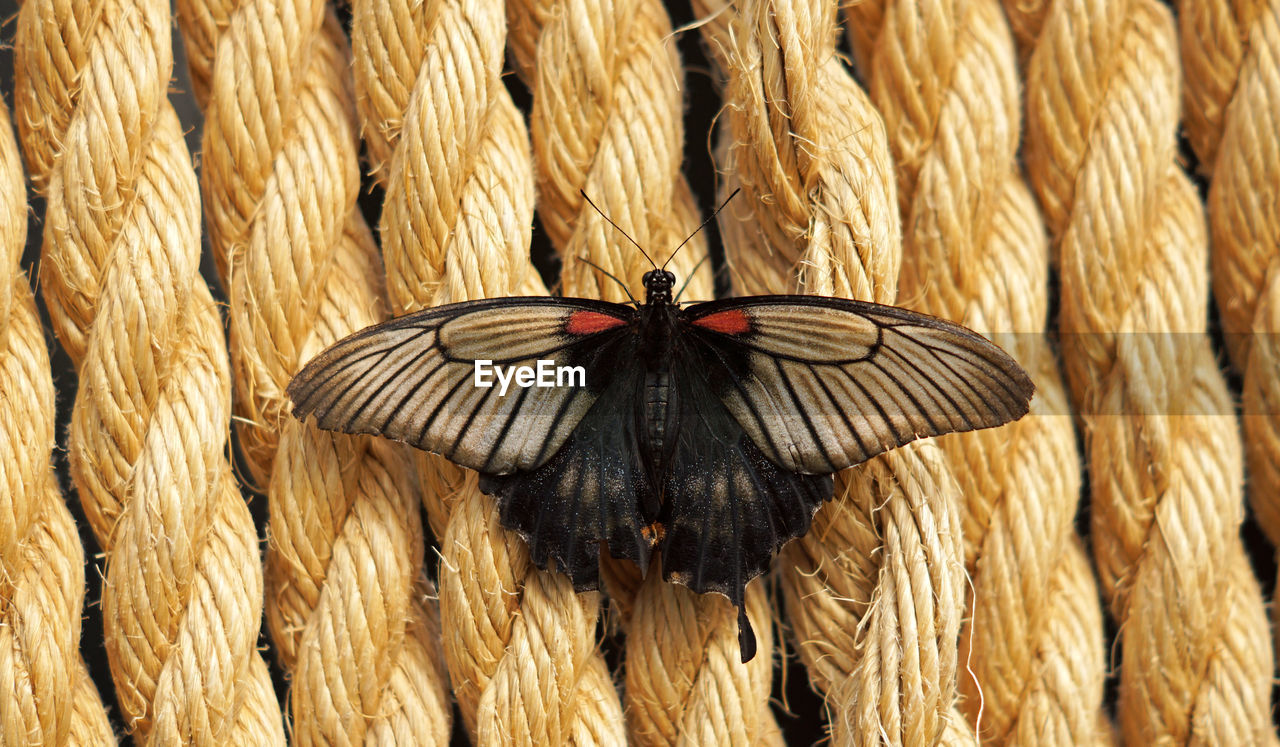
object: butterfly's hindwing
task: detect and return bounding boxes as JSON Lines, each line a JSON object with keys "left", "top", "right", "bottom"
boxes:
{"left": 480, "top": 365, "right": 657, "bottom": 588}
{"left": 683, "top": 297, "right": 1035, "bottom": 474}
{"left": 287, "top": 298, "right": 634, "bottom": 475}
{"left": 658, "top": 349, "right": 833, "bottom": 660}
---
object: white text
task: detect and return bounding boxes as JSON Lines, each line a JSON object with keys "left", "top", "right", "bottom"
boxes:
{"left": 474, "top": 359, "right": 587, "bottom": 395}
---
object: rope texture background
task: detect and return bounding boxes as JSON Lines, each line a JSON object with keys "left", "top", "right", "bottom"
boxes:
{"left": 847, "top": 0, "right": 1108, "bottom": 742}
{"left": 0, "top": 95, "right": 114, "bottom": 746}
{"left": 697, "top": 0, "right": 979, "bottom": 743}
{"left": 351, "top": 0, "right": 628, "bottom": 741}
{"left": 1179, "top": 0, "right": 1280, "bottom": 664}
{"left": 13, "top": 0, "right": 284, "bottom": 738}
{"left": 3, "top": 0, "right": 1279, "bottom": 742}
{"left": 1015, "top": 0, "right": 1274, "bottom": 742}
{"left": 174, "top": 0, "right": 451, "bottom": 739}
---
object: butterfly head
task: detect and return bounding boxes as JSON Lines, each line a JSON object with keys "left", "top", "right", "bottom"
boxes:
{"left": 642, "top": 269, "right": 677, "bottom": 305}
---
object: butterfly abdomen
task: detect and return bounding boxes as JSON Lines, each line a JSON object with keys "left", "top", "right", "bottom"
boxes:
{"left": 643, "top": 370, "right": 670, "bottom": 454}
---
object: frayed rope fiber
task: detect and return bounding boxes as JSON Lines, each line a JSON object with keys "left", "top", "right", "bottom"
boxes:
{"left": 1180, "top": 0, "right": 1280, "bottom": 679}
{"left": 0, "top": 91, "right": 114, "bottom": 747}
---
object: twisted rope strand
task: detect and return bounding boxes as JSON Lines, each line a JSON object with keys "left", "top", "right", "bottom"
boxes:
{"left": 1014, "top": 0, "right": 1275, "bottom": 740}
{"left": 1178, "top": 0, "right": 1280, "bottom": 661}
{"left": 0, "top": 95, "right": 113, "bottom": 747}
{"left": 352, "top": 0, "right": 626, "bottom": 740}
{"left": 174, "top": 0, "right": 450, "bottom": 739}
{"left": 505, "top": 0, "right": 771, "bottom": 740}
{"left": 697, "top": 0, "right": 974, "bottom": 741}
{"left": 13, "top": 0, "right": 283, "bottom": 736}
{"left": 847, "top": 0, "right": 1108, "bottom": 741}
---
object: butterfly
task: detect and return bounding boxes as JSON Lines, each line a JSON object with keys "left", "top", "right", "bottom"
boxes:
{"left": 287, "top": 202, "right": 1035, "bottom": 663}
{"left": 285, "top": 189, "right": 1034, "bottom": 660}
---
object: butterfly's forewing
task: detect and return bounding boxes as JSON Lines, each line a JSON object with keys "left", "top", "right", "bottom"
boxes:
{"left": 682, "top": 297, "right": 1035, "bottom": 474}
{"left": 287, "top": 297, "right": 633, "bottom": 475}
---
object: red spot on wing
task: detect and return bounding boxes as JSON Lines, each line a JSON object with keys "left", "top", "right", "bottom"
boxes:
{"left": 565, "top": 310, "right": 627, "bottom": 335}
{"left": 692, "top": 309, "right": 752, "bottom": 335}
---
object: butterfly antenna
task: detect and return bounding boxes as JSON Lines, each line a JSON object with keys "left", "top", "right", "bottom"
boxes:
{"left": 661, "top": 187, "right": 741, "bottom": 272}
{"left": 672, "top": 253, "right": 712, "bottom": 303}
{"left": 580, "top": 189, "right": 659, "bottom": 270}
{"left": 576, "top": 255, "right": 640, "bottom": 306}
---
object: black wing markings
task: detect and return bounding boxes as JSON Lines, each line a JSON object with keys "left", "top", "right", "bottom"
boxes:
{"left": 804, "top": 361, "right": 873, "bottom": 460}
{"left": 689, "top": 334, "right": 797, "bottom": 466}
{"left": 770, "top": 355, "right": 840, "bottom": 472}
{"left": 480, "top": 364, "right": 654, "bottom": 590}
{"left": 373, "top": 357, "right": 449, "bottom": 434}
{"left": 297, "top": 331, "right": 429, "bottom": 420}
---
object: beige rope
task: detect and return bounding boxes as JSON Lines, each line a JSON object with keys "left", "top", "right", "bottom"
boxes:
{"left": 350, "top": 0, "right": 628, "bottom": 741}
{"left": 1179, "top": 0, "right": 1280, "bottom": 659}
{"left": 1014, "top": 0, "right": 1275, "bottom": 741}
{"left": 696, "top": 0, "right": 974, "bottom": 742}
{"left": 845, "top": 0, "right": 1109, "bottom": 742}
{"left": 503, "top": 0, "right": 777, "bottom": 741}
{"left": 174, "top": 0, "right": 451, "bottom": 739}
{"left": 13, "top": 0, "right": 284, "bottom": 739}
{"left": 0, "top": 96, "right": 114, "bottom": 746}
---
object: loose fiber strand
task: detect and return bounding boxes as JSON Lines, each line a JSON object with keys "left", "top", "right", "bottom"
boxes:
{"left": 1178, "top": 0, "right": 1280, "bottom": 669}
{"left": 1015, "top": 0, "right": 1274, "bottom": 741}
{"left": 13, "top": 0, "right": 284, "bottom": 738}
{"left": 0, "top": 91, "right": 114, "bottom": 747}
{"left": 848, "top": 0, "right": 1108, "bottom": 742}
{"left": 173, "top": 0, "right": 452, "bottom": 740}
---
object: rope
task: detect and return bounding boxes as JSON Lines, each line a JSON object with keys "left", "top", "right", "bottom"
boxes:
{"left": 0, "top": 95, "right": 114, "bottom": 746}
{"left": 847, "top": 0, "right": 1109, "bottom": 741}
{"left": 350, "top": 0, "right": 627, "bottom": 740}
{"left": 504, "top": 0, "right": 775, "bottom": 740}
{"left": 175, "top": 0, "right": 451, "bottom": 739}
{"left": 1015, "top": 0, "right": 1274, "bottom": 741}
{"left": 1179, "top": 0, "right": 1280, "bottom": 661}
{"left": 13, "top": 0, "right": 284, "bottom": 738}
{"left": 696, "top": 0, "right": 974, "bottom": 742}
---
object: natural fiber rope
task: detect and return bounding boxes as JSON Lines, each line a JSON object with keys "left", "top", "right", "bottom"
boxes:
{"left": 350, "top": 0, "right": 630, "bottom": 741}
{"left": 0, "top": 96, "right": 114, "bottom": 746}
{"left": 696, "top": 0, "right": 974, "bottom": 742}
{"left": 1179, "top": 0, "right": 1280, "bottom": 659}
{"left": 13, "top": 0, "right": 284, "bottom": 738}
{"left": 1014, "top": 0, "right": 1275, "bottom": 741}
{"left": 503, "top": 0, "right": 778, "bottom": 741}
{"left": 174, "top": 0, "right": 451, "bottom": 739}
{"left": 846, "top": 0, "right": 1108, "bottom": 741}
